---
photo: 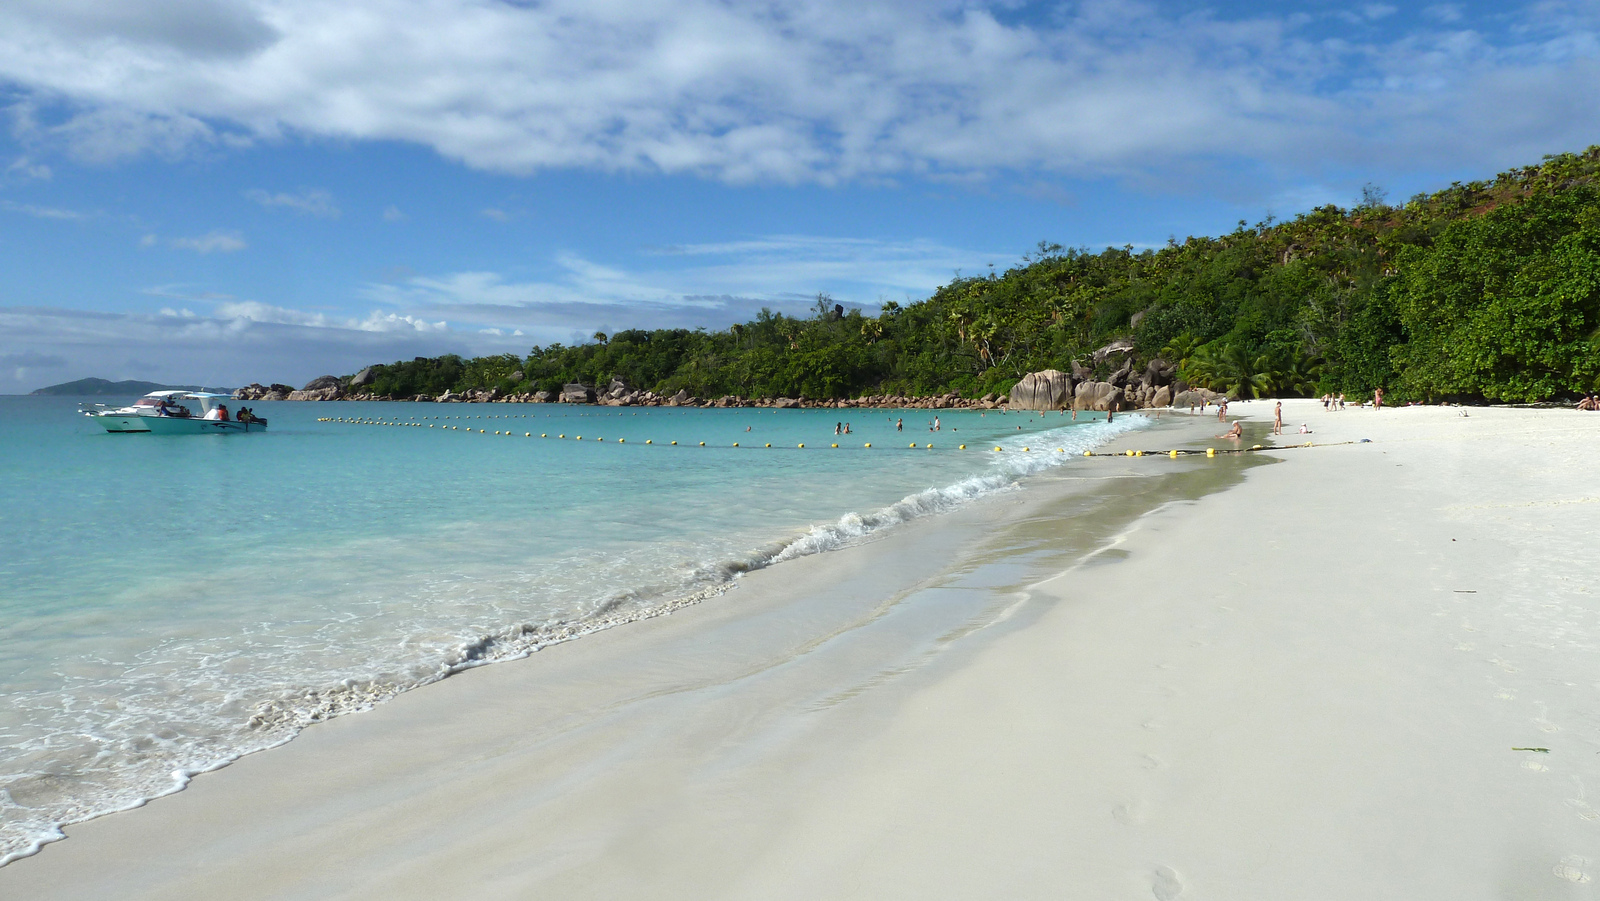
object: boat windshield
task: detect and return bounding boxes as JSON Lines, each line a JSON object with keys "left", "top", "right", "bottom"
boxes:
{"left": 133, "top": 398, "right": 163, "bottom": 407}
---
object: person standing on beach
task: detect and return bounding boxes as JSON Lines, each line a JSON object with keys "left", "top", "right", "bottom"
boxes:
{"left": 1273, "top": 401, "right": 1283, "bottom": 435}
{"left": 1374, "top": 387, "right": 1384, "bottom": 409}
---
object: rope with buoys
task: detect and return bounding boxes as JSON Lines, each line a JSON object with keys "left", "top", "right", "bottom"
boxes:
{"left": 315, "top": 418, "right": 1368, "bottom": 457}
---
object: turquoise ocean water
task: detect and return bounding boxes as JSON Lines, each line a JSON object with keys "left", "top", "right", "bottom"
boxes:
{"left": 0, "top": 396, "right": 1145, "bottom": 863}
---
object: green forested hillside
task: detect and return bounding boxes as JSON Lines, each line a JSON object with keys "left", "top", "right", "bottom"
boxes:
{"left": 357, "top": 148, "right": 1600, "bottom": 404}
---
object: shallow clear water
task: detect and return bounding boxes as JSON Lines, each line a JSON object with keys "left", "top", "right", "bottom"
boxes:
{"left": 0, "top": 396, "right": 1144, "bottom": 863}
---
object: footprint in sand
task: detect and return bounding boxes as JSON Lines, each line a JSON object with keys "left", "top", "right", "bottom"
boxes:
{"left": 1142, "top": 754, "right": 1165, "bottom": 770}
{"left": 1523, "top": 759, "right": 1550, "bottom": 772}
{"left": 1554, "top": 856, "right": 1591, "bottom": 883}
{"left": 1565, "top": 799, "right": 1600, "bottom": 821}
{"left": 1152, "top": 865, "right": 1185, "bottom": 900}
{"left": 1114, "top": 800, "right": 1149, "bottom": 825}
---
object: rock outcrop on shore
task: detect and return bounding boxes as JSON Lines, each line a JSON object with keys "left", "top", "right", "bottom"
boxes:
{"left": 1008, "top": 370, "right": 1073, "bottom": 411}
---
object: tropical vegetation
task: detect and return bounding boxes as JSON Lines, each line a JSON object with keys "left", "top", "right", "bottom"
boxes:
{"left": 355, "top": 147, "right": 1600, "bottom": 404}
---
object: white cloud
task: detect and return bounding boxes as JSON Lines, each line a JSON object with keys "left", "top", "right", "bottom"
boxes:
{"left": 0, "top": 1, "right": 1594, "bottom": 185}
{"left": 212, "top": 300, "right": 449, "bottom": 333}
{"left": 480, "top": 208, "right": 510, "bottom": 222}
{"left": 359, "top": 234, "right": 1007, "bottom": 340}
{"left": 356, "top": 311, "right": 448, "bottom": 332}
{"left": 6, "top": 156, "right": 51, "bottom": 180}
{"left": 170, "top": 230, "right": 246, "bottom": 253}
{"left": 382, "top": 204, "right": 405, "bottom": 221}
{"left": 0, "top": 199, "right": 87, "bottom": 220}
{"left": 245, "top": 187, "right": 340, "bottom": 217}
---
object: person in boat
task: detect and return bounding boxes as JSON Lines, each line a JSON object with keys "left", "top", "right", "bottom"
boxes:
{"left": 204, "top": 404, "right": 231, "bottom": 422}
{"left": 156, "top": 398, "right": 174, "bottom": 416}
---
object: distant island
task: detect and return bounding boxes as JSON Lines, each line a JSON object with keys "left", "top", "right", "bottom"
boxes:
{"left": 30, "top": 378, "right": 232, "bottom": 397}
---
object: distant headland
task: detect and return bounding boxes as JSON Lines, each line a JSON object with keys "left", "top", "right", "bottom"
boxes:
{"left": 29, "top": 378, "right": 232, "bottom": 397}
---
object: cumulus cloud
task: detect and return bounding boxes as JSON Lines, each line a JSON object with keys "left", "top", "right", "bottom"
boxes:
{"left": 170, "top": 230, "right": 246, "bottom": 253}
{"left": 245, "top": 187, "right": 340, "bottom": 217}
{"left": 0, "top": 0, "right": 1594, "bottom": 185}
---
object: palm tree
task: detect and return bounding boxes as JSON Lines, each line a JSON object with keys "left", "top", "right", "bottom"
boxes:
{"left": 1259, "top": 351, "right": 1322, "bottom": 397}
{"left": 592, "top": 332, "right": 608, "bottom": 345}
{"left": 1160, "top": 333, "right": 1204, "bottom": 370}
{"left": 1183, "top": 341, "right": 1269, "bottom": 399}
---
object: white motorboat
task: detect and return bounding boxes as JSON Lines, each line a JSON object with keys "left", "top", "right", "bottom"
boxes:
{"left": 138, "top": 393, "right": 269, "bottom": 434}
{"left": 80, "top": 390, "right": 193, "bottom": 433}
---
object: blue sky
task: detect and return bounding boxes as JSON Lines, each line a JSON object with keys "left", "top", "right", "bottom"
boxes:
{"left": 2, "top": 0, "right": 1598, "bottom": 391}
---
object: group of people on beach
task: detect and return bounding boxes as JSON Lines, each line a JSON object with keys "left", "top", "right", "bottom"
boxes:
{"left": 1578, "top": 395, "right": 1600, "bottom": 410}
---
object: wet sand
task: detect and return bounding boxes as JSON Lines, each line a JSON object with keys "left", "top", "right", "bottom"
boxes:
{"left": 6, "top": 402, "right": 1598, "bottom": 899}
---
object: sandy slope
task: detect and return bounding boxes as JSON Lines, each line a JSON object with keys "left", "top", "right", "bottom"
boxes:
{"left": 5, "top": 401, "right": 1597, "bottom": 900}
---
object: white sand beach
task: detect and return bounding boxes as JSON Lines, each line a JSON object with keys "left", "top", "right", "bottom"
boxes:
{"left": 6, "top": 400, "right": 1599, "bottom": 900}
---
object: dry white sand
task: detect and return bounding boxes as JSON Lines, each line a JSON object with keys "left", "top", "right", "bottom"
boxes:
{"left": 5, "top": 401, "right": 1598, "bottom": 900}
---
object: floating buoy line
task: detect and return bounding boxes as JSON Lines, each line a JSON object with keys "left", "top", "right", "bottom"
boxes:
{"left": 314, "top": 414, "right": 1364, "bottom": 457}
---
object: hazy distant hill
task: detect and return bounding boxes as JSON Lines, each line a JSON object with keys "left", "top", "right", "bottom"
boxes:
{"left": 29, "top": 378, "right": 230, "bottom": 396}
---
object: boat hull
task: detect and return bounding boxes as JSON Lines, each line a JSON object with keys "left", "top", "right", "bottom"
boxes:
{"left": 140, "top": 416, "right": 268, "bottom": 434}
{"left": 90, "top": 415, "right": 152, "bottom": 433}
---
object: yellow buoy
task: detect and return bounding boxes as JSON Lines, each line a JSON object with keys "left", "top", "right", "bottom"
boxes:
{"left": 699, "top": 441, "right": 705, "bottom": 446}
{"left": 525, "top": 432, "right": 531, "bottom": 437}
{"left": 865, "top": 443, "right": 872, "bottom": 448}
{"left": 541, "top": 433, "right": 547, "bottom": 437}
{"left": 646, "top": 439, "right": 652, "bottom": 444}
{"left": 732, "top": 442, "right": 738, "bottom": 447}
{"left": 1169, "top": 450, "right": 1179, "bottom": 458}
{"left": 798, "top": 443, "right": 804, "bottom": 448}
{"left": 909, "top": 442, "right": 916, "bottom": 448}
{"left": 959, "top": 444, "right": 966, "bottom": 449}
{"left": 1206, "top": 447, "right": 1215, "bottom": 457}
{"left": 925, "top": 444, "right": 932, "bottom": 449}
{"left": 994, "top": 446, "right": 1002, "bottom": 452}
{"left": 831, "top": 443, "right": 838, "bottom": 448}
{"left": 1023, "top": 447, "right": 1029, "bottom": 452}
{"left": 671, "top": 441, "right": 677, "bottom": 445}
{"left": 1083, "top": 450, "right": 1091, "bottom": 456}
